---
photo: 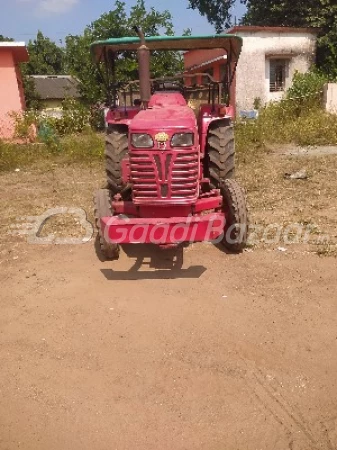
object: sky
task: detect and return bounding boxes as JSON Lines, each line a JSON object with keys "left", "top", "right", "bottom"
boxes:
{"left": 1, "top": 0, "right": 247, "bottom": 44}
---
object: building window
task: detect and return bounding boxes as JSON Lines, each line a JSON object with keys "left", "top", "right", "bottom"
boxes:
{"left": 270, "top": 59, "right": 288, "bottom": 92}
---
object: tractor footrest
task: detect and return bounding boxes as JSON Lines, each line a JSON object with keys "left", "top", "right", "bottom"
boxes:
{"left": 101, "top": 213, "right": 225, "bottom": 244}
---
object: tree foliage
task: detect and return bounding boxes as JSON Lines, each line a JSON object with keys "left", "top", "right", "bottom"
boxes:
{"left": 187, "top": 0, "right": 235, "bottom": 33}
{"left": 19, "top": 31, "right": 65, "bottom": 108}
{"left": 24, "top": 31, "right": 65, "bottom": 75}
{"left": 242, "top": 0, "right": 337, "bottom": 77}
{"left": 65, "top": 0, "right": 183, "bottom": 105}
{"left": 13, "top": 1, "right": 183, "bottom": 108}
{"left": 0, "top": 35, "right": 14, "bottom": 42}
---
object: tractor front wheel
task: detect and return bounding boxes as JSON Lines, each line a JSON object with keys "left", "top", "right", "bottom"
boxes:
{"left": 207, "top": 123, "right": 235, "bottom": 188}
{"left": 94, "top": 189, "right": 120, "bottom": 260}
{"left": 221, "top": 179, "right": 248, "bottom": 253}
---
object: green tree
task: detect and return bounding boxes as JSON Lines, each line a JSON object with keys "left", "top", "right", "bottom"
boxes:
{"left": 242, "top": 0, "right": 337, "bottom": 77}
{"left": 187, "top": 0, "right": 235, "bottom": 32}
{"left": 65, "top": 0, "right": 184, "bottom": 105}
{"left": 24, "top": 30, "right": 65, "bottom": 75}
{"left": 0, "top": 35, "right": 14, "bottom": 42}
{"left": 19, "top": 31, "right": 66, "bottom": 109}
{"left": 21, "top": 74, "right": 41, "bottom": 110}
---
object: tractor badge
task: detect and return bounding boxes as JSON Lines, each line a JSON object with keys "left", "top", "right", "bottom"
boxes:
{"left": 155, "top": 132, "right": 169, "bottom": 143}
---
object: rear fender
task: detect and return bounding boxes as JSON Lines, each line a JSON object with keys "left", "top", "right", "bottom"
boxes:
{"left": 106, "top": 107, "right": 140, "bottom": 127}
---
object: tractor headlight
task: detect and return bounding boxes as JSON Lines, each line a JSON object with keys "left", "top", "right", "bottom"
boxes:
{"left": 131, "top": 133, "right": 154, "bottom": 148}
{"left": 171, "top": 133, "right": 194, "bottom": 147}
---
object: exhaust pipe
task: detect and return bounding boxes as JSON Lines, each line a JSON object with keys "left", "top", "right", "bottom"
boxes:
{"left": 133, "top": 26, "right": 151, "bottom": 106}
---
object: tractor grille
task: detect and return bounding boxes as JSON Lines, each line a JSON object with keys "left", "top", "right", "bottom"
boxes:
{"left": 130, "top": 150, "right": 199, "bottom": 203}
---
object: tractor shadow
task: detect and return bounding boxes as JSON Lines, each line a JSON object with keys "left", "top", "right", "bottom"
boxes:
{"left": 100, "top": 243, "right": 207, "bottom": 280}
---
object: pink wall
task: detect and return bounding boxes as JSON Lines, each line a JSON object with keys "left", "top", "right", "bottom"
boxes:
{"left": 183, "top": 48, "right": 236, "bottom": 112}
{"left": 0, "top": 48, "right": 27, "bottom": 139}
{"left": 184, "top": 60, "right": 223, "bottom": 86}
{"left": 184, "top": 48, "right": 227, "bottom": 87}
{"left": 184, "top": 48, "right": 226, "bottom": 70}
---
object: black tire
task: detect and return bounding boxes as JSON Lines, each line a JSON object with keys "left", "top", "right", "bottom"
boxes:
{"left": 207, "top": 123, "right": 235, "bottom": 188}
{"left": 93, "top": 189, "right": 120, "bottom": 260}
{"left": 221, "top": 179, "right": 248, "bottom": 253}
{"left": 105, "top": 128, "right": 128, "bottom": 193}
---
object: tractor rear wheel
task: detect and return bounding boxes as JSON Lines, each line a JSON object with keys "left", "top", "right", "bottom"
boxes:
{"left": 207, "top": 123, "right": 235, "bottom": 188}
{"left": 221, "top": 179, "right": 248, "bottom": 253}
{"left": 94, "top": 189, "right": 120, "bottom": 260}
{"left": 105, "top": 128, "right": 128, "bottom": 193}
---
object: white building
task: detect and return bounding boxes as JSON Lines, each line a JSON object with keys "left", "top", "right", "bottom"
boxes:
{"left": 228, "top": 26, "right": 319, "bottom": 112}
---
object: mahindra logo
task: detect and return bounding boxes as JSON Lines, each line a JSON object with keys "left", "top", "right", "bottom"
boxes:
{"left": 154, "top": 132, "right": 169, "bottom": 143}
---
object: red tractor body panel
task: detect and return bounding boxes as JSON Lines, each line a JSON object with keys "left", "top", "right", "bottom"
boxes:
{"left": 111, "top": 195, "right": 222, "bottom": 218}
{"left": 128, "top": 148, "right": 200, "bottom": 205}
{"left": 125, "top": 93, "right": 200, "bottom": 206}
{"left": 131, "top": 106, "right": 196, "bottom": 130}
{"left": 149, "top": 92, "right": 187, "bottom": 107}
{"left": 130, "top": 93, "right": 195, "bottom": 130}
{"left": 106, "top": 107, "right": 140, "bottom": 126}
{"left": 104, "top": 194, "right": 224, "bottom": 244}
{"left": 101, "top": 212, "right": 225, "bottom": 244}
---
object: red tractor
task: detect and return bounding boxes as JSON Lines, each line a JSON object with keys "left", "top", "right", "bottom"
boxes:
{"left": 91, "top": 29, "right": 248, "bottom": 260}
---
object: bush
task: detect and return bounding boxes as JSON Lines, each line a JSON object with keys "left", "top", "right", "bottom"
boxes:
{"left": 10, "top": 110, "right": 39, "bottom": 141}
{"left": 54, "top": 98, "right": 91, "bottom": 135}
{"left": 235, "top": 69, "right": 337, "bottom": 152}
{"left": 90, "top": 104, "right": 106, "bottom": 131}
{"left": 13, "top": 98, "right": 91, "bottom": 142}
{"left": 287, "top": 70, "right": 328, "bottom": 100}
{"left": 294, "top": 111, "right": 337, "bottom": 146}
{"left": 285, "top": 70, "right": 328, "bottom": 116}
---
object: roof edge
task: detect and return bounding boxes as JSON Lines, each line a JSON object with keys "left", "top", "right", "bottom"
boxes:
{"left": 228, "top": 26, "right": 320, "bottom": 35}
{"left": 91, "top": 34, "right": 243, "bottom": 62}
{"left": 0, "top": 42, "right": 29, "bottom": 63}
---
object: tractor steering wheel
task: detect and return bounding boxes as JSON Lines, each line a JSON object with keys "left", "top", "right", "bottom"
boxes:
{"left": 152, "top": 79, "right": 184, "bottom": 94}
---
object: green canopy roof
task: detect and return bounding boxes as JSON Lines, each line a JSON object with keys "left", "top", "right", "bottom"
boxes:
{"left": 91, "top": 34, "right": 243, "bottom": 62}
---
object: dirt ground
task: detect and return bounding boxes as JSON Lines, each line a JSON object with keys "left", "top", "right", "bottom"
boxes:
{"left": 1, "top": 148, "right": 337, "bottom": 450}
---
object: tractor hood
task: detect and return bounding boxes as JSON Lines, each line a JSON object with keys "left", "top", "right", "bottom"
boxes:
{"left": 130, "top": 106, "right": 197, "bottom": 131}
{"left": 130, "top": 93, "right": 197, "bottom": 132}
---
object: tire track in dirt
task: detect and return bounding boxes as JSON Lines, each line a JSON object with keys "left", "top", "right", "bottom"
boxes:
{"left": 238, "top": 355, "right": 334, "bottom": 450}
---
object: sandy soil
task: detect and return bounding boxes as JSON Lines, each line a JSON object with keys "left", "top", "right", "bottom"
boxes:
{"left": 1, "top": 155, "right": 337, "bottom": 450}
{"left": 1, "top": 241, "right": 337, "bottom": 450}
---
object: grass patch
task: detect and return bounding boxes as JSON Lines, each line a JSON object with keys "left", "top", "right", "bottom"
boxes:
{"left": 0, "top": 131, "right": 104, "bottom": 173}
{"left": 235, "top": 104, "right": 337, "bottom": 154}
{"left": 316, "top": 244, "right": 337, "bottom": 257}
{"left": 235, "top": 70, "right": 337, "bottom": 152}
{"left": 236, "top": 148, "right": 337, "bottom": 256}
